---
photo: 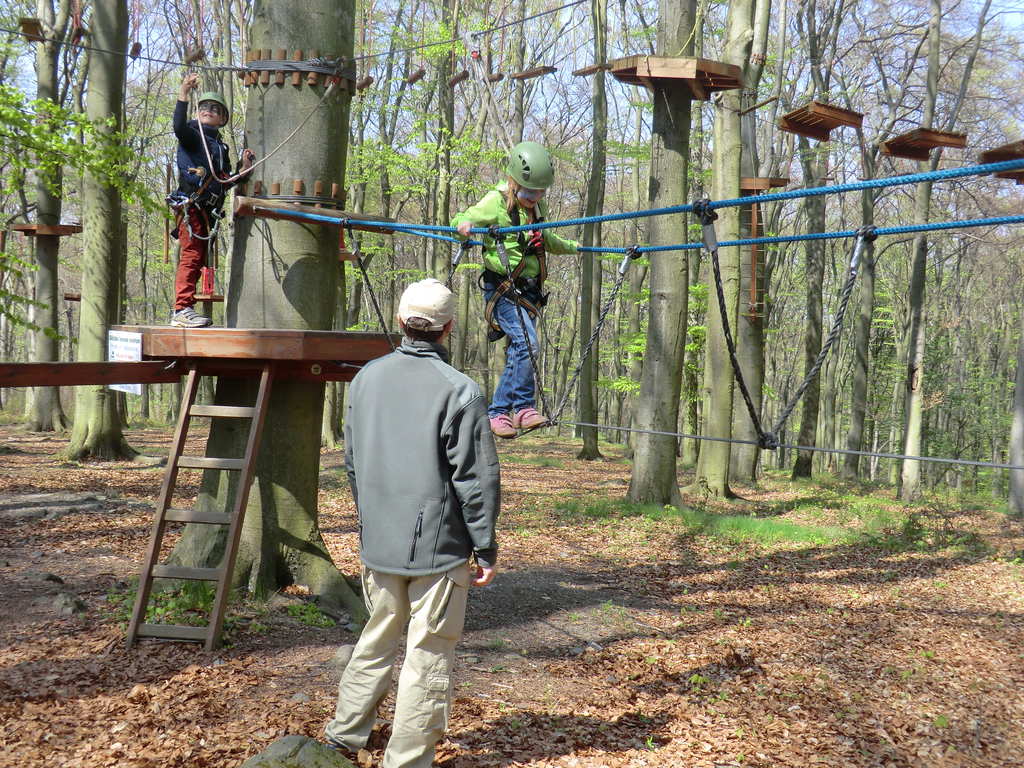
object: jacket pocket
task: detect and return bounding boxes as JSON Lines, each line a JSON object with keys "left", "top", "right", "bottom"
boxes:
{"left": 408, "top": 508, "right": 425, "bottom": 565}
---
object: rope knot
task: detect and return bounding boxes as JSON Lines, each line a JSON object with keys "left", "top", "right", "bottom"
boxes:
{"left": 692, "top": 198, "right": 718, "bottom": 226}
{"left": 626, "top": 245, "right": 642, "bottom": 260}
{"left": 758, "top": 432, "right": 780, "bottom": 450}
{"left": 858, "top": 224, "right": 878, "bottom": 242}
{"left": 487, "top": 224, "right": 502, "bottom": 240}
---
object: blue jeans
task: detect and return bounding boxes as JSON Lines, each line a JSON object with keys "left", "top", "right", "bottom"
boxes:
{"left": 484, "top": 288, "right": 539, "bottom": 418}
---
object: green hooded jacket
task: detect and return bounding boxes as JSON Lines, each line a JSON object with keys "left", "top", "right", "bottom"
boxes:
{"left": 451, "top": 182, "right": 578, "bottom": 278}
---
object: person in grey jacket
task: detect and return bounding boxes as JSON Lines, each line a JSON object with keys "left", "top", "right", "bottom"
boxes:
{"left": 324, "top": 278, "right": 500, "bottom": 768}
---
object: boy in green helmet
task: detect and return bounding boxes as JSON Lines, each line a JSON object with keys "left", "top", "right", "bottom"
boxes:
{"left": 452, "top": 141, "right": 579, "bottom": 438}
{"left": 169, "top": 73, "right": 255, "bottom": 328}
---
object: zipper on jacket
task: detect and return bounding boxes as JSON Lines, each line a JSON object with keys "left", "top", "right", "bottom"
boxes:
{"left": 408, "top": 509, "right": 424, "bottom": 563}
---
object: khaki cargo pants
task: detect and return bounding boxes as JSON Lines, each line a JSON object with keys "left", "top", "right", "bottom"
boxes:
{"left": 325, "top": 563, "right": 471, "bottom": 768}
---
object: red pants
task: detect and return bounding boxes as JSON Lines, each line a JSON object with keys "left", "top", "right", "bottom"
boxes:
{"left": 174, "top": 207, "right": 209, "bottom": 310}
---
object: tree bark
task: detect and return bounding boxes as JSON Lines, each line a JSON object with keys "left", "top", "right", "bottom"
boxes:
{"left": 790, "top": 142, "right": 826, "bottom": 479}
{"left": 170, "top": 0, "right": 364, "bottom": 621}
{"left": 63, "top": 0, "right": 134, "bottom": 461}
{"left": 626, "top": 0, "right": 696, "bottom": 506}
{"left": 900, "top": 0, "right": 941, "bottom": 501}
{"left": 28, "top": 0, "right": 71, "bottom": 433}
{"left": 577, "top": 0, "right": 608, "bottom": 459}
{"left": 688, "top": 0, "right": 759, "bottom": 498}
{"left": 1009, "top": 310, "right": 1024, "bottom": 519}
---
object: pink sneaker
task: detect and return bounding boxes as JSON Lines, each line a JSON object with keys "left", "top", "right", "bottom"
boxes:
{"left": 489, "top": 413, "right": 517, "bottom": 439}
{"left": 512, "top": 407, "right": 549, "bottom": 430}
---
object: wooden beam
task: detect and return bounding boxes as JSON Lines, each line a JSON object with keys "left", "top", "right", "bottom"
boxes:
{"left": 233, "top": 196, "right": 397, "bottom": 233}
{"left": 0, "top": 362, "right": 181, "bottom": 388}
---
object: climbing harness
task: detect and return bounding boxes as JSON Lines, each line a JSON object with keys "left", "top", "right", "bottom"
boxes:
{"left": 481, "top": 207, "right": 549, "bottom": 337}
{"left": 345, "top": 223, "right": 397, "bottom": 352}
{"left": 694, "top": 198, "right": 873, "bottom": 450}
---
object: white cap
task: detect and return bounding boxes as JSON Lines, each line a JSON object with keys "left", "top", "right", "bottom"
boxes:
{"left": 397, "top": 278, "right": 455, "bottom": 331}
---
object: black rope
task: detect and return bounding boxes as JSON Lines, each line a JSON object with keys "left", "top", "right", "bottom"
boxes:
{"left": 562, "top": 420, "right": 1024, "bottom": 472}
{"left": 695, "top": 199, "right": 777, "bottom": 449}
{"left": 347, "top": 223, "right": 396, "bottom": 352}
{"left": 549, "top": 245, "right": 643, "bottom": 425}
{"left": 491, "top": 226, "right": 552, "bottom": 421}
{"left": 771, "top": 226, "right": 875, "bottom": 436}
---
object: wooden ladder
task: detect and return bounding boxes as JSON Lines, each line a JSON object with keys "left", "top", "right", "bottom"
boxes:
{"left": 126, "top": 362, "right": 273, "bottom": 651}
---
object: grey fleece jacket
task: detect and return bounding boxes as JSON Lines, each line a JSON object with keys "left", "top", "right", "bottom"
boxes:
{"left": 344, "top": 338, "right": 500, "bottom": 575}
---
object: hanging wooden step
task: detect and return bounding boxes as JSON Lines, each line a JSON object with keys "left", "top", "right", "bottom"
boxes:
{"left": 778, "top": 101, "right": 863, "bottom": 141}
{"left": 740, "top": 177, "right": 790, "bottom": 193}
{"left": 608, "top": 56, "right": 743, "bottom": 100}
{"left": 881, "top": 127, "right": 967, "bottom": 160}
{"left": 572, "top": 63, "right": 610, "bottom": 77}
{"left": 448, "top": 69, "right": 469, "bottom": 87}
{"left": 18, "top": 17, "right": 43, "bottom": 41}
{"left": 509, "top": 65, "right": 557, "bottom": 81}
{"left": 406, "top": 67, "right": 426, "bottom": 85}
{"left": 979, "top": 139, "right": 1024, "bottom": 184}
{"left": 126, "top": 363, "right": 273, "bottom": 652}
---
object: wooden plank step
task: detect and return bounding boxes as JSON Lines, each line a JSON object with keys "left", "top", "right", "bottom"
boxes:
{"left": 164, "top": 508, "right": 231, "bottom": 525}
{"left": 135, "top": 623, "right": 208, "bottom": 641}
{"left": 151, "top": 565, "right": 222, "bottom": 581}
{"left": 176, "top": 457, "right": 246, "bottom": 471}
{"left": 189, "top": 404, "right": 256, "bottom": 418}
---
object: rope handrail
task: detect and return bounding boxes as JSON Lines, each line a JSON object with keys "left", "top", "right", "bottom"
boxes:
{"left": 574, "top": 213, "right": 1024, "bottom": 255}
{"left": 330, "top": 158, "right": 1024, "bottom": 242}
{"left": 561, "top": 420, "right": 1024, "bottom": 472}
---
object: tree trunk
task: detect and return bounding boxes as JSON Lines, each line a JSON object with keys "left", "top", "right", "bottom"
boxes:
{"left": 29, "top": 0, "right": 72, "bottom": 433}
{"left": 790, "top": 141, "right": 826, "bottom": 479}
{"left": 170, "top": 0, "right": 363, "bottom": 621}
{"left": 900, "top": 0, "right": 941, "bottom": 501}
{"left": 63, "top": 0, "right": 135, "bottom": 462}
{"left": 1009, "top": 310, "right": 1024, "bottom": 519}
{"left": 688, "top": 0, "right": 759, "bottom": 498}
{"left": 841, "top": 187, "right": 877, "bottom": 480}
{"left": 626, "top": 0, "right": 697, "bottom": 506}
{"left": 577, "top": 0, "right": 608, "bottom": 460}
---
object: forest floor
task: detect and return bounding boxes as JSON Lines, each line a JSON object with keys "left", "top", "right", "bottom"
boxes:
{"left": 0, "top": 423, "right": 1022, "bottom": 768}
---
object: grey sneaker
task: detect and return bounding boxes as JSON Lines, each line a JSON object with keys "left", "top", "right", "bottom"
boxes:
{"left": 170, "top": 307, "right": 213, "bottom": 328}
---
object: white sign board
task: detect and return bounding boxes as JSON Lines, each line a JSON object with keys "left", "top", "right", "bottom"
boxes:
{"left": 107, "top": 330, "right": 143, "bottom": 395}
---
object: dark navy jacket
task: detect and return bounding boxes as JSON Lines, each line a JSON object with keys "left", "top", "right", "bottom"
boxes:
{"left": 172, "top": 100, "right": 238, "bottom": 210}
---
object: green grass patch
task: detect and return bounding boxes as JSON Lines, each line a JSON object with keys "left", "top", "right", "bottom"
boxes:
{"left": 552, "top": 497, "right": 854, "bottom": 545}
{"left": 500, "top": 454, "right": 565, "bottom": 468}
{"left": 286, "top": 601, "right": 336, "bottom": 628}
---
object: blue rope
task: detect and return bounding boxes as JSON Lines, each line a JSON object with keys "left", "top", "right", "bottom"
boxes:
{"left": 576, "top": 213, "right": 1024, "bottom": 255}
{"left": 253, "top": 154, "right": 1024, "bottom": 243}
{"left": 486, "top": 156, "right": 1024, "bottom": 235}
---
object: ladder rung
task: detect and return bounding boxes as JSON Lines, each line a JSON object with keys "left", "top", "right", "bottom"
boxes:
{"left": 176, "top": 457, "right": 246, "bottom": 471}
{"left": 136, "top": 623, "right": 208, "bottom": 642}
{"left": 151, "top": 565, "right": 222, "bottom": 581}
{"left": 189, "top": 404, "right": 256, "bottom": 418}
{"left": 164, "top": 508, "right": 231, "bottom": 525}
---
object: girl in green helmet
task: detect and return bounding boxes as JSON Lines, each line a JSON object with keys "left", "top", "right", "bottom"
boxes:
{"left": 452, "top": 141, "right": 579, "bottom": 438}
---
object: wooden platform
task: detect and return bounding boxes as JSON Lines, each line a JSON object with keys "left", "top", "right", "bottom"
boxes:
{"left": 12, "top": 223, "right": 83, "bottom": 237}
{"left": 979, "top": 140, "right": 1024, "bottom": 184}
{"left": 113, "top": 326, "right": 394, "bottom": 362}
{"left": 778, "top": 101, "right": 863, "bottom": 141}
{"left": 608, "top": 56, "right": 743, "bottom": 99}
{"left": 881, "top": 128, "right": 967, "bottom": 160}
{"left": 741, "top": 177, "right": 790, "bottom": 192}
{"left": 0, "top": 327, "right": 396, "bottom": 388}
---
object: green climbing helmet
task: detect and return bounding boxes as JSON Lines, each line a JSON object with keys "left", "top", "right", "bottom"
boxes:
{"left": 506, "top": 141, "right": 554, "bottom": 190}
{"left": 197, "top": 90, "right": 229, "bottom": 121}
